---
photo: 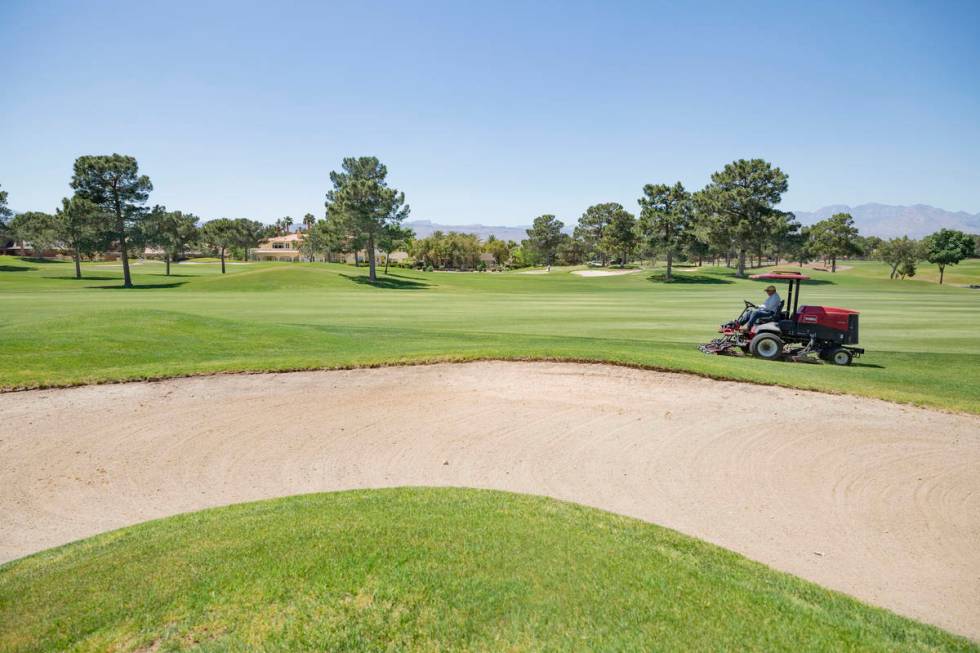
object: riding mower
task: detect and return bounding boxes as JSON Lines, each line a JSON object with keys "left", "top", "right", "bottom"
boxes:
{"left": 699, "top": 272, "right": 864, "bottom": 365}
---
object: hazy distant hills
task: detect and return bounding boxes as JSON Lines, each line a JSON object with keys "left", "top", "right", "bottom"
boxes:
{"left": 405, "top": 220, "right": 534, "bottom": 242}
{"left": 791, "top": 204, "right": 980, "bottom": 239}
{"left": 407, "top": 204, "right": 979, "bottom": 241}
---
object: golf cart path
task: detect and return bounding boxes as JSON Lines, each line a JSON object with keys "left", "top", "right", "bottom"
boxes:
{"left": 2, "top": 362, "right": 978, "bottom": 638}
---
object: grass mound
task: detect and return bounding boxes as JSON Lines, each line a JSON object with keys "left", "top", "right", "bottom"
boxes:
{"left": 190, "top": 264, "right": 346, "bottom": 291}
{"left": 0, "top": 488, "right": 971, "bottom": 652}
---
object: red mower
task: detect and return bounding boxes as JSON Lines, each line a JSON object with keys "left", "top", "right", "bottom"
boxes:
{"left": 698, "top": 272, "right": 864, "bottom": 365}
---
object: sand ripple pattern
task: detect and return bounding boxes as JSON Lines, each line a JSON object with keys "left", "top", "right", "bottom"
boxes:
{"left": 1, "top": 362, "right": 978, "bottom": 637}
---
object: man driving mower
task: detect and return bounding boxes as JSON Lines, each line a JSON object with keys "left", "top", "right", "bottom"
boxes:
{"left": 739, "top": 285, "right": 780, "bottom": 331}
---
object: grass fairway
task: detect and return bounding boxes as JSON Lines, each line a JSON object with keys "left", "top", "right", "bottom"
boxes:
{"left": 0, "top": 488, "right": 974, "bottom": 652}
{"left": 1, "top": 255, "right": 978, "bottom": 412}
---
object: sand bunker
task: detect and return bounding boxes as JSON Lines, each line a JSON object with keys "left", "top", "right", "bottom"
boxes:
{"left": 1, "top": 362, "right": 978, "bottom": 637}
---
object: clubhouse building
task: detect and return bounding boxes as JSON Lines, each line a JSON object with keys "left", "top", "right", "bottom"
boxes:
{"left": 249, "top": 232, "right": 410, "bottom": 266}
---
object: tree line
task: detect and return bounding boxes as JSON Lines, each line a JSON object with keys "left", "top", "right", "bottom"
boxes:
{"left": 514, "top": 159, "right": 975, "bottom": 284}
{"left": 514, "top": 159, "right": 796, "bottom": 280}
{"left": 2, "top": 155, "right": 976, "bottom": 286}
{"left": 0, "top": 155, "right": 276, "bottom": 286}
{"left": 0, "top": 154, "right": 417, "bottom": 286}
{"left": 864, "top": 231, "right": 976, "bottom": 284}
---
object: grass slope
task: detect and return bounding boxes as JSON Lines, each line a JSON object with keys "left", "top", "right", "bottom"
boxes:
{"left": 0, "top": 488, "right": 974, "bottom": 652}
{"left": 1, "top": 256, "right": 978, "bottom": 412}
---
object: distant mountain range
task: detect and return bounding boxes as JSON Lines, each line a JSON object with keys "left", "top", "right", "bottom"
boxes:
{"left": 791, "top": 204, "right": 980, "bottom": 239}
{"left": 407, "top": 204, "right": 979, "bottom": 241}
{"left": 405, "top": 220, "right": 535, "bottom": 243}
{"left": 8, "top": 203, "right": 976, "bottom": 241}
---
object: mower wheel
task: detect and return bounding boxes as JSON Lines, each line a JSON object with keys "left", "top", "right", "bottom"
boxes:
{"left": 749, "top": 333, "right": 784, "bottom": 361}
{"left": 826, "top": 347, "right": 853, "bottom": 366}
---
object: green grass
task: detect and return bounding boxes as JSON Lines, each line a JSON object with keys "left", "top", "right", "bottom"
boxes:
{"left": 0, "top": 488, "right": 974, "bottom": 652}
{"left": 844, "top": 257, "right": 980, "bottom": 286}
{"left": 1, "top": 255, "right": 978, "bottom": 412}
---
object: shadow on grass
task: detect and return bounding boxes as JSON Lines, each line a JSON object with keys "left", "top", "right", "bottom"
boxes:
{"left": 47, "top": 275, "right": 118, "bottom": 281}
{"left": 341, "top": 273, "right": 431, "bottom": 290}
{"left": 647, "top": 272, "right": 733, "bottom": 284}
{"left": 17, "top": 257, "right": 63, "bottom": 264}
{"left": 92, "top": 281, "right": 188, "bottom": 289}
{"left": 852, "top": 362, "right": 885, "bottom": 369}
{"left": 752, "top": 278, "right": 836, "bottom": 286}
{"left": 0, "top": 265, "right": 35, "bottom": 272}
{"left": 699, "top": 268, "right": 837, "bottom": 286}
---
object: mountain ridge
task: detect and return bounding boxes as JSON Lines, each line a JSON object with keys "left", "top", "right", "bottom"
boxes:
{"left": 791, "top": 203, "right": 980, "bottom": 238}
{"left": 406, "top": 204, "right": 979, "bottom": 241}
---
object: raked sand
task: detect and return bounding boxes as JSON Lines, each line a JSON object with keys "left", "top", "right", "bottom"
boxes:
{"left": 1, "top": 362, "right": 978, "bottom": 638}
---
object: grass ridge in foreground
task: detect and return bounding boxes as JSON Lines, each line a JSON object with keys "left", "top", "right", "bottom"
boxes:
{"left": 0, "top": 488, "right": 974, "bottom": 652}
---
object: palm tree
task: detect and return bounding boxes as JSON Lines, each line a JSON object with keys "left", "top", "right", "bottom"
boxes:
{"left": 283, "top": 216, "right": 294, "bottom": 233}
{"left": 303, "top": 213, "right": 316, "bottom": 232}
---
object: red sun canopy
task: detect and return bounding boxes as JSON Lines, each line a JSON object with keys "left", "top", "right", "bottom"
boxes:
{"left": 749, "top": 271, "right": 811, "bottom": 281}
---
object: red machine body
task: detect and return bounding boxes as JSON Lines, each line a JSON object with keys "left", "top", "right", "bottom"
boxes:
{"left": 796, "top": 305, "right": 858, "bottom": 332}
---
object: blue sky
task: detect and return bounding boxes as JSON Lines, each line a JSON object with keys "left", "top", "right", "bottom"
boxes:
{"left": 2, "top": 0, "right": 978, "bottom": 225}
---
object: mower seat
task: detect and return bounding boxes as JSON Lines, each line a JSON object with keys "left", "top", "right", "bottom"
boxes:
{"left": 755, "top": 301, "right": 784, "bottom": 326}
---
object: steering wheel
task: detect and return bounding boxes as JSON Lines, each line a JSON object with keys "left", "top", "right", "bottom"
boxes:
{"left": 744, "top": 299, "right": 757, "bottom": 309}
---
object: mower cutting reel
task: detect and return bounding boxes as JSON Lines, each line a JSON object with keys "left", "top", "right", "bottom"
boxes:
{"left": 697, "top": 334, "right": 743, "bottom": 356}
{"left": 697, "top": 303, "right": 752, "bottom": 356}
{"left": 698, "top": 271, "right": 865, "bottom": 365}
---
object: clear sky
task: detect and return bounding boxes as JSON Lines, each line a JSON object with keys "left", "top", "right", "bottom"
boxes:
{"left": 2, "top": 0, "right": 978, "bottom": 225}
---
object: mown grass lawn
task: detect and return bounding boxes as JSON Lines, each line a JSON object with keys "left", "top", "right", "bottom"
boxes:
{"left": 1, "top": 255, "right": 978, "bottom": 412}
{"left": 0, "top": 488, "right": 975, "bottom": 652}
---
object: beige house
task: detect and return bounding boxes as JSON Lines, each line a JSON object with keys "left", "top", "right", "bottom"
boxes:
{"left": 250, "top": 232, "right": 409, "bottom": 265}
{"left": 250, "top": 233, "right": 304, "bottom": 262}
